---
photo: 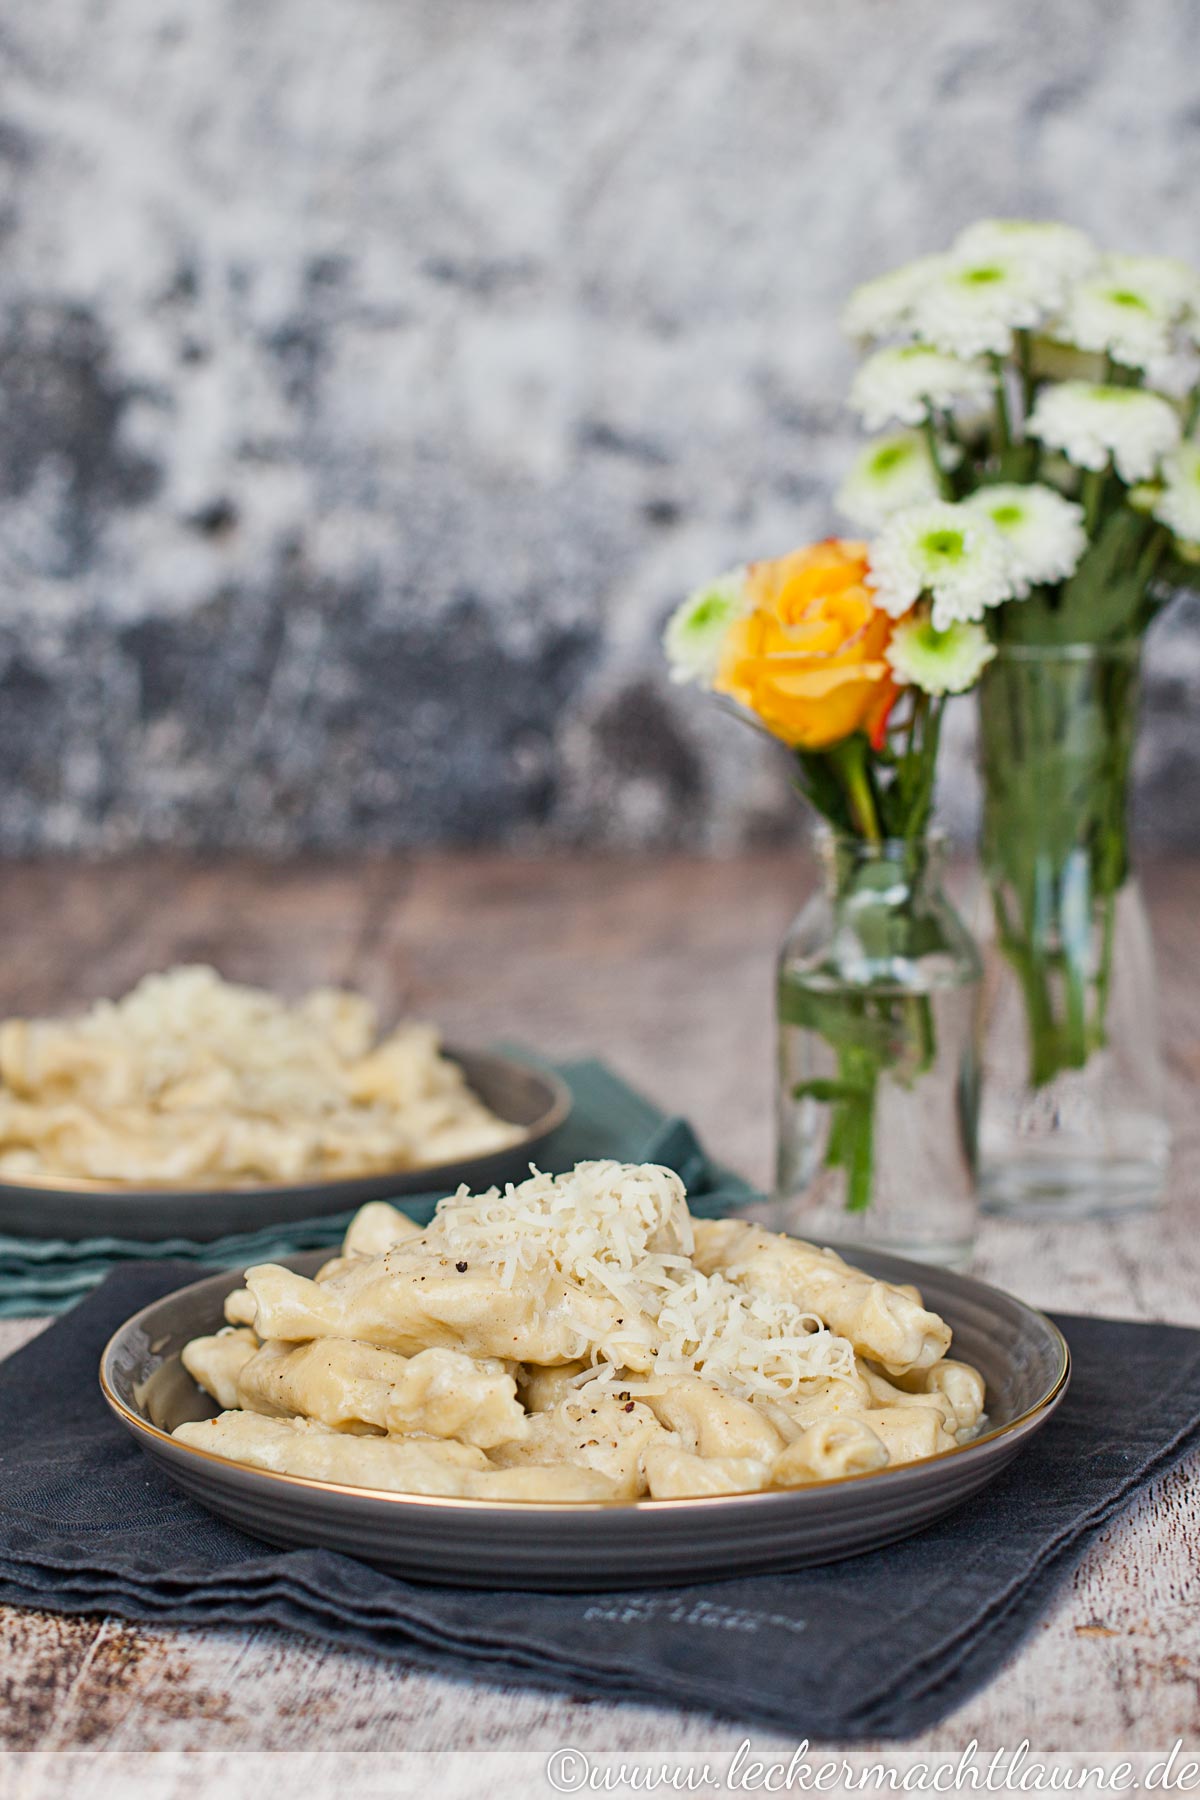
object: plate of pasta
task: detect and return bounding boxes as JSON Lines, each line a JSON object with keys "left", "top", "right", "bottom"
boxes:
{"left": 0, "top": 967, "right": 570, "bottom": 1240}
{"left": 101, "top": 1160, "right": 1069, "bottom": 1587}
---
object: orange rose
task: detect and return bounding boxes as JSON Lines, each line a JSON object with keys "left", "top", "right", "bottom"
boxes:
{"left": 713, "top": 539, "right": 900, "bottom": 751}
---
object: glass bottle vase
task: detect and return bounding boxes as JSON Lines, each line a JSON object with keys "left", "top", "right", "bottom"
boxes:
{"left": 772, "top": 829, "right": 982, "bottom": 1267}
{"left": 976, "top": 642, "right": 1170, "bottom": 1217}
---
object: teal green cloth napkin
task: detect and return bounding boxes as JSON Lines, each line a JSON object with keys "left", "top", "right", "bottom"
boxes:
{"left": 0, "top": 1059, "right": 755, "bottom": 1317}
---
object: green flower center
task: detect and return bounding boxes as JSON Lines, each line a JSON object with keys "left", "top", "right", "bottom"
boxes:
{"left": 960, "top": 265, "right": 1005, "bottom": 287}
{"left": 870, "top": 443, "right": 913, "bottom": 476}
{"left": 688, "top": 595, "right": 728, "bottom": 631}
{"left": 920, "top": 529, "right": 966, "bottom": 564}
{"left": 990, "top": 504, "right": 1025, "bottom": 527}
{"left": 1105, "top": 288, "right": 1152, "bottom": 312}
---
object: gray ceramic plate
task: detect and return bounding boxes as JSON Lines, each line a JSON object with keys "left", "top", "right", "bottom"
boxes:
{"left": 0, "top": 1048, "right": 571, "bottom": 1242}
{"left": 100, "top": 1245, "right": 1070, "bottom": 1590}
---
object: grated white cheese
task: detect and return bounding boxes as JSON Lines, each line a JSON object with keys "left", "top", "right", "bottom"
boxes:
{"left": 652, "top": 1269, "right": 855, "bottom": 1401}
{"left": 427, "top": 1159, "right": 692, "bottom": 1287}
{"left": 425, "top": 1161, "right": 855, "bottom": 1403}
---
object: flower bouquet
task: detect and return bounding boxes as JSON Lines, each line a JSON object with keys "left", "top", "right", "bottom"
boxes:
{"left": 836, "top": 220, "right": 1198, "bottom": 1211}
{"left": 665, "top": 540, "right": 987, "bottom": 1262}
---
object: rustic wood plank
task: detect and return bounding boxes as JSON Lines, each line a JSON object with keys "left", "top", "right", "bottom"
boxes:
{"left": 0, "top": 851, "right": 1196, "bottom": 1754}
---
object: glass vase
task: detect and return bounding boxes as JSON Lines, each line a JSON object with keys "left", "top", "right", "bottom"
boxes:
{"left": 976, "top": 642, "right": 1170, "bottom": 1217}
{"left": 773, "top": 829, "right": 982, "bottom": 1267}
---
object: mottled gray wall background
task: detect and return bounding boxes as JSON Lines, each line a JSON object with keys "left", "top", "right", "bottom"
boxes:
{"left": 0, "top": 0, "right": 1197, "bottom": 852}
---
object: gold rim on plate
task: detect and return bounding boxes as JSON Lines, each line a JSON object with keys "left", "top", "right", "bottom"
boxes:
{"left": 98, "top": 1275, "right": 1071, "bottom": 1514}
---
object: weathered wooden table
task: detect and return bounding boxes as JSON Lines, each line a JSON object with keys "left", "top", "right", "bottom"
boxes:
{"left": 0, "top": 852, "right": 1196, "bottom": 1756}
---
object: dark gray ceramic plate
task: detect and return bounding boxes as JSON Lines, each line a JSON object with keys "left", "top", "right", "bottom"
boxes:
{"left": 100, "top": 1245, "right": 1069, "bottom": 1590}
{"left": 0, "top": 1048, "right": 571, "bottom": 1242}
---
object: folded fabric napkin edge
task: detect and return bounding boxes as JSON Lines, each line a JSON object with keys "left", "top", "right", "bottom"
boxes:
{"left": 874, "top": 1402, "right": 1200, "bottom": 1735}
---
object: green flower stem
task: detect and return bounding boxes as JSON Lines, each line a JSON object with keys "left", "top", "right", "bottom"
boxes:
{"left": 921, "top": 415, "right": 956, "bottom": 501}
{"left": 1092, "top": 886, "right": 1119, "bottom": 1055}
{"left": 992, "top": 913, "right": 1110, "bottom": 1077}
{"left": 991, "top": 916, "right": 1088, "bottom": 1080}
{"left": 1082, "top": 466, "right": 1108, "bottom": 534}
{"left": 938, "top": 409, "right": 964, "bottom": 454}
{"left": 901, "top": 695, "right": 945, "bottom": 839}
{"left": 900, "top": 693, "right": 920, "bottom": 788}
{"left": 990, "top": 355, "right": 1013, "bottom": 450}
{"left": 795, "top": 1047, "right": 877, "bottom": 1214}
{"left": 787, "top": 986, "right": 938, "bottom": 1214}
{"left": 979, "top": 646, "right": 1137, "bottom": 1090}
{"left": 1134, "top": 522, "right": 1168, "bottom": 581}
{"left": 1015, "top": 329, "right": 1035, "bottom": 425}
{"left": 827, "top": 736, "right": 882, "bottom": 842}
{"left": 784, "top": 689, "right": 959, "bottom": 1216}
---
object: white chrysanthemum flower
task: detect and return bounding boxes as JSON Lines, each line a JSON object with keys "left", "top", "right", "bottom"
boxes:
{"left": 1144, "top": 346, "right": 1200, "bottom": 399}
{"left": 836, "top": 432, "right": 942, "bottom": 529}
{"left": 1027, "top": 382, "right": 1182, "bottom": 483}
{"left": 663, "top": 569, "right": 747, "bottom": 686}
{"left": 849, "top": 344, "right": 993, "bottom": 430}
{"left": 910, "top": 254, "right": 1057, "bottom": 358}
{"left": 962, "top": 483, "right": 1087, "bottom": 594}
{"left": 885, "top": 616, "right": 997, "bottom": 695}
{"left": 1154, "top": 441, "right": 1200, "bottom": 543}
{"left": 840, "top": 254, "right": 950, "bottom": 342}
{"left": 954, "top": 220, "right": 1098, "bottom": 289}
{"left": 1060, "top": 271, "right": 1178, "bottom": 371}
{"left": 1104, "top": 253, "right": 1200, "bottom": 322}
{"left": 868, "top": 502, "right": 1017, "bottom": 630}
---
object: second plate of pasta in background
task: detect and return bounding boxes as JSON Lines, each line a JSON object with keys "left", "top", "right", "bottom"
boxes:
{"left": 101, "top": 1164, "right": 1070, "bottom": 1588}
{"left": 0, "top": 967, "right": 570, "bottom": 1240}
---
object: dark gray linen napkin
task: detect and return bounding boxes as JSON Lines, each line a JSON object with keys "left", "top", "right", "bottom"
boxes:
{"left": 2, "top": 1264, "right": 1199, "bottom": 1741}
